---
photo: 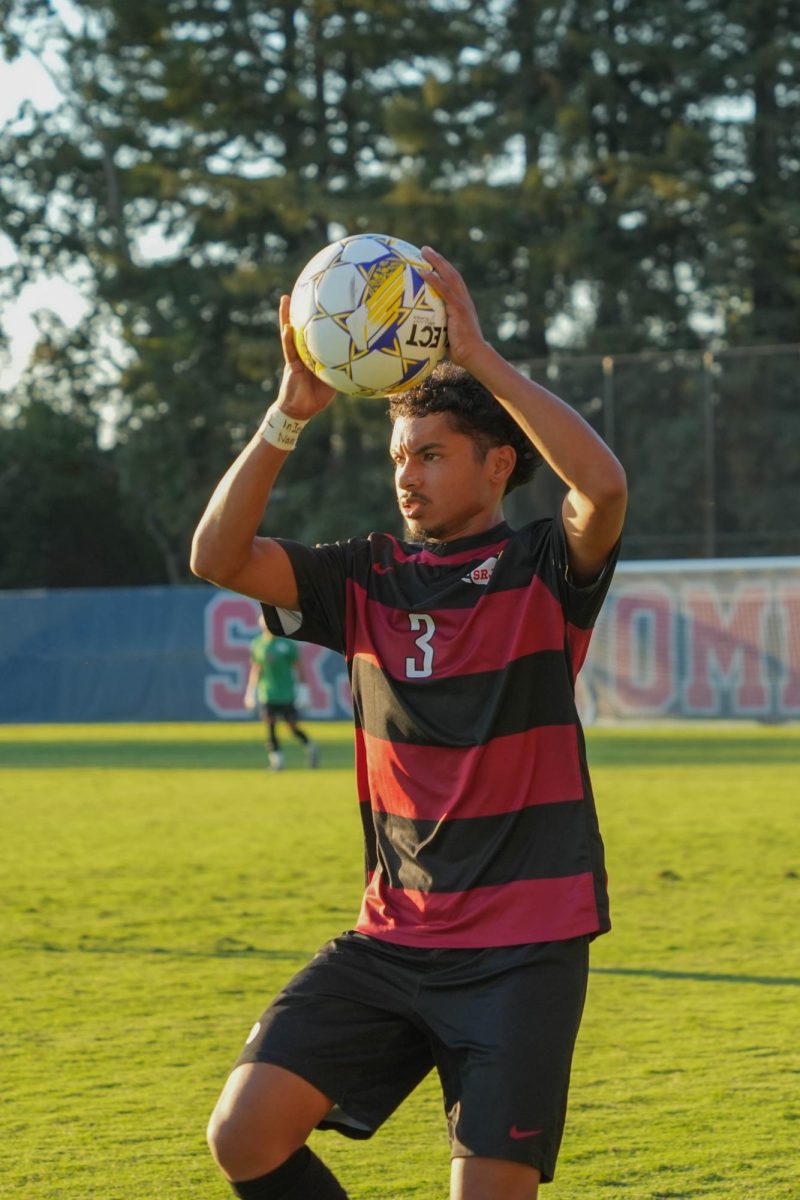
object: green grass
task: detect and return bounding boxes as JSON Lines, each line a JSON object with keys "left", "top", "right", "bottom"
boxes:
{"left": 1, "top": 722, "right": 798, "bottom": 1199}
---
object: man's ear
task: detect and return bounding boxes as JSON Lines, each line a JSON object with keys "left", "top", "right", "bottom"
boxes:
{"left": 487, "top": 444, "right": 516, "bottom": 487}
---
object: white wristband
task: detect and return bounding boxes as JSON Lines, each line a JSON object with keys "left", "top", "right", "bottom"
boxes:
{"left": 259, "top": 402, "right": 309, "bottom": 451}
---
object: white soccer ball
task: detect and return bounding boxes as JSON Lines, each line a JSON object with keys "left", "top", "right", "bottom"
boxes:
{"left": 289, "top": 233, "right": 448, "bottom": 398}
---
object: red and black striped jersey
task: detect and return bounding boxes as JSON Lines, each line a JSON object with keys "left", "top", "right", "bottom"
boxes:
{"left": 264, "top": 516, "right": 618, "bottom": 948}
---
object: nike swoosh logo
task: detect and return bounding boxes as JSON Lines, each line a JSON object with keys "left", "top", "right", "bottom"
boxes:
{"left": 509, "top": 1126, "right": 543, "bottom": 1140}
{"left": 372, "top": 563, "right": 395, "bottom": 574}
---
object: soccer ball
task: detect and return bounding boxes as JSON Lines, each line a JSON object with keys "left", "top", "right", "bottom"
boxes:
{"left": 289, "top": 233, "right": 448, "bottom": 398}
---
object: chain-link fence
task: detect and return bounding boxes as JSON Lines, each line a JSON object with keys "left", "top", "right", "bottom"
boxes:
{"left": 505, "top": 343, "right": 800, "bottom": 560}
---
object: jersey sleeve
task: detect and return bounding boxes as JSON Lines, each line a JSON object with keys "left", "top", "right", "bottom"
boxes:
{"left": 262, "top": 538, "right": 353, "bottom": 654}
{"left": 543, "top": 511, "right": 620, "bottom": 630}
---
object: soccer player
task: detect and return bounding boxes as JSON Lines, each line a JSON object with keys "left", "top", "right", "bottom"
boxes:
{"left": 244, "top": 616, "right": 318, "bottom": 770}
{"left": 191, "top": 246, "right": 627, "bottom": 1200}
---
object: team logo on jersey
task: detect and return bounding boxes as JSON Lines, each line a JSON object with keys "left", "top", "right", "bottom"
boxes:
{"left": 462, "top": 556, "right": 498, "bottom": 585}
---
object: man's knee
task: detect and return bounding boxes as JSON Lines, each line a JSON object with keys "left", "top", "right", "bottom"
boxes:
{"left": 450, "top": 1155, "right": 540, "bottom": 1200}
{"left": 207, "top": 1089, "right": 295, "bottom": 1179}
{"left": 206, "top": 1103, "right": 238, "bottom": 1173}
{"left": 206, "top": 1062, "right": 333, "bottom": 1181}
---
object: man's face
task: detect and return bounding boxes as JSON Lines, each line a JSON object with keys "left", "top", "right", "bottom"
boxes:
{"left": 390, "top": 412, "right": 507, "bottom": 542}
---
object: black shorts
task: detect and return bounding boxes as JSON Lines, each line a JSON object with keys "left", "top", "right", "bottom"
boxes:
{"left": 235, "top": 931, "right": 589, "bottom": 1182}
{"left": 261, "top": 702, "right": 298, "bottom": 721}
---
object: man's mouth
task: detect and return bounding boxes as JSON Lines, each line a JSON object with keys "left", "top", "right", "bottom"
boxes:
{"left": 399, "top": 494, "right": 427, "bottom": 514}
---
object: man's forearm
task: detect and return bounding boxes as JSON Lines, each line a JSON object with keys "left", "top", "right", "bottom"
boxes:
{"left": 466, "top": 343, "right": 625, "bottom": 503}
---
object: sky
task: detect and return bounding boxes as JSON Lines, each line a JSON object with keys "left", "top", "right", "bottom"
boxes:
{"left": 0, "top": 48, "right": 88, "bottom": 391}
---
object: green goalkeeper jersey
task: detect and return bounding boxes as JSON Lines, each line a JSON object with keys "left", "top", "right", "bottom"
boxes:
{"left": 251, "top": 634, "right": 299, "bottom": 705}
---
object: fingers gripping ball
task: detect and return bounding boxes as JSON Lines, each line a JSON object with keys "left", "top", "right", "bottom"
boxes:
{"left": 289, "top": 233, "right": 448, "bottom": 398}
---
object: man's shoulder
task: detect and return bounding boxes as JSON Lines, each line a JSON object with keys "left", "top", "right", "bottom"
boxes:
{"left": 510, "top": 516, "right": 555, "bottom": 546}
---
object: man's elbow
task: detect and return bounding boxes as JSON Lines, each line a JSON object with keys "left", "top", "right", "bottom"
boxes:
{"left": 190, "top": 532, "right": 232, "bottom": 587}
{"left": 190, "top": 549, "right": 214, "bottom": 585}
{"left": 596, "top": 460, "right": 628, "bottom": 513}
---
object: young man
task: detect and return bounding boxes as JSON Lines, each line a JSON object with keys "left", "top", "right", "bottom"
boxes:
{"left": 244, "top": 616, "right": 318, "bottom": 770}
{"left": 191, "top": 247, "right": 627, "bottom": 1200}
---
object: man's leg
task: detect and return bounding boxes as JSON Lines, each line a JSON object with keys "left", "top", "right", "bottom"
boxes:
{"left": 265, "top": 716, "right": 283, "bottom": 770}
{"left": 287, "top": 719, "right": 309, "bottom": 745}
{"left": 450, "top": 1156, "right": 539, "bottom": 1200}
{"left": 425, "top": 939, "right": 589, "bottom": 1191}
{"left": 213, "top": 935, "right": 433, "bottom": 1195}
{"left": 287, "top": 719, "right": 319, "bottom": 767}
{"left": 208, "top": 1062, "right": 347, "bottom": 1197}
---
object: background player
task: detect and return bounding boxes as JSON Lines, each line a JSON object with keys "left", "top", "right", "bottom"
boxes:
{"left": 191, "top": 246, "right": 627, "bottom": 1200}
{"left": 244, "top": 616, "right": 318, "bottom": 770}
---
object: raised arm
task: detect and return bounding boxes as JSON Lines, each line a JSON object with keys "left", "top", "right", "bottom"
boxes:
{"left": 420, "top": 248, "right": 627, "bottom": 584}
{"left": 190, "top": 295, "right": 336, "bottom": 605}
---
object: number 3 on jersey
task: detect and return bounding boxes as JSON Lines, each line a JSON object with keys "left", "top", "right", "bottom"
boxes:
{"left": 405, "top": 613, "right": 436, "bottom": 678}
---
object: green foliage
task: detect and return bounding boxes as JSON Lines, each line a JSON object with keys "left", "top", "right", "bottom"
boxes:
{"left": 264, "top": 396, "right": 400, "bottom": 545}
{"left": 1, "top": 722, "right": 799, "bottom": 1197}
{"left": 0, "top": 1, "right": 798, "bottom": 581}
{"left": 0, "top": 402, "right": 163, "bottom": 586}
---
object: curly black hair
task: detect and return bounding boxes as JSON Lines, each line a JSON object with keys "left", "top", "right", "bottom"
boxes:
{"left": 387, "top": 361, "right": 542, "bottom": 494}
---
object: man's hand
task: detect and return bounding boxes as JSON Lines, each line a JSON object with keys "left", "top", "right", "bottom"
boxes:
{"left": 419, "top": 247, "right": 489, "bottom": 375}
{"left": 276, "top": 293, "right": 337, "bottom": 420}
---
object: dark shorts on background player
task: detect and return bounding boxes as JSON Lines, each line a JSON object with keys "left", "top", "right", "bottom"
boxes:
{"left": 235, "top": 931, "right": 589, "bottom": 1183}
{"left": 262, "top": 701, "right": 299, "bottom": 721}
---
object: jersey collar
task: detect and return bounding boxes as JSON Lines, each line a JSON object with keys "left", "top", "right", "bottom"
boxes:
{"left": 414, "top": 521, "right": 513, "bottom": 558}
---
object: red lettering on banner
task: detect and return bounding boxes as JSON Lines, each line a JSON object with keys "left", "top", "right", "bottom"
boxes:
{"left": 202, "top": 596, "right": 350, "bottom": 720}
{"left": 683, "top": 584, "right": 770, "bottom": 714}
{"left": 777, "top": 587, "right": 800, "bottom": 713}
{"left": 613, "top": 587, "right": 675, "bottom": 714}
{"left": 204, "top": 594, "right": 260, "bottom": 717}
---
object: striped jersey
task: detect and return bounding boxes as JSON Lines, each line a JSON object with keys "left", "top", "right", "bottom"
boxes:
{"left": 264, "top": 516, "right": 618, "bottom": 949}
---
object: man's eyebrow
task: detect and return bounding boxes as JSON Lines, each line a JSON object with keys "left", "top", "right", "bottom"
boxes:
{"left": 390, "top": 441, "right": 447, "bottom": 457}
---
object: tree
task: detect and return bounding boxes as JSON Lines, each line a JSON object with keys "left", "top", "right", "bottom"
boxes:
{"left": 0, "top": 0, "right": 797, "bottom": 582}
{"left": 0, "top": 398, "right": 163, "bottom": 587}
{"left": 0, "top": 0, "right": 486, "bottom": 580}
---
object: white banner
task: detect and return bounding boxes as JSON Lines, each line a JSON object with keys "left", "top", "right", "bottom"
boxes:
{"left": 581, "top": 558, "right": 800, "bottom": 722}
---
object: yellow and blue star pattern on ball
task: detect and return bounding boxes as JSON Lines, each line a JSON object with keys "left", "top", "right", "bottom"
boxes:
{"left": 289, "top": 233, "right": 448, "bottom": 398}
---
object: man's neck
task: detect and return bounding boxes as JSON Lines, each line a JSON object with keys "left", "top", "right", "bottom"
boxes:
{"left": 409, "top": 506, "right": 506, "bottom": 544}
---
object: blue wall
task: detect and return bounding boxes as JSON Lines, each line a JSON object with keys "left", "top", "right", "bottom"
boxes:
{"left": 0, "top": 586, "right": 351, "bottom": 724}
{"left": 2, "top": 560, "right": 799, "bottom": 724}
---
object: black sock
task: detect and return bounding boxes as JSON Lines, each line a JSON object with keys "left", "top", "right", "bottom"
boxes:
{"left": 293, "top": 729, "right": 309, "bottom": 745}
{"left": 230, "top": 1146, "right": 348, "bottom": 1199}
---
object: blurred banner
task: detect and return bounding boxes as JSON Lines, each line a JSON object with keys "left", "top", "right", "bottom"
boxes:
{"left": 0, "top": 586, "right": 351, "bottom": 724}
{"left": 580, "top": 558, "right": 800, "bottom": 723}
{"left": 1, "top": 560, "right": 798, "bottom": 724}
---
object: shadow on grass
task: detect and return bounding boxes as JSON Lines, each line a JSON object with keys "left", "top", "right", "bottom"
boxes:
{"left": 0, "top": 739, "right": 356, "bottom": 770}
{"left": 591, "top": 966, "right": 800, "bottom": 987}
{"left": 584, "top": 733, "right": 800, "bottom": 767}
{"left": 16, "top": 942, "right": 800, "bottom": 986}
{"left": 2, "top": 732, "right": 798, "bottom": 770}
{"left": 17, "top": 939, "right": 312, "bottom": 961}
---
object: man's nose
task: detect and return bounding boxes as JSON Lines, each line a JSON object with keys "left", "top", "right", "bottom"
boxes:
{"left": 397, "top": 458, "right": 420, "bottom": 489}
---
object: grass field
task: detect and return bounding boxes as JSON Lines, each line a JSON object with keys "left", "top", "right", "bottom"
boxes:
{"left": 1, "top": 722, "right": 798, "bottom": 1199}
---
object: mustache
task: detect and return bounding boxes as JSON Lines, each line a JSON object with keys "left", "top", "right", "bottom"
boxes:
{"left": 398, "top": 491, "right": 428, "bottom": 503}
